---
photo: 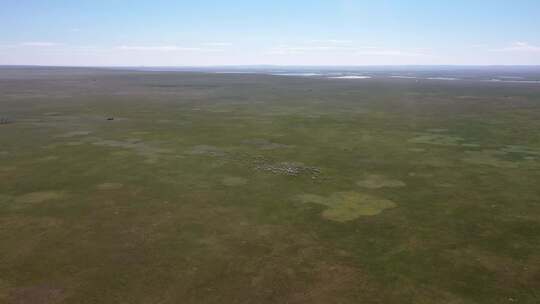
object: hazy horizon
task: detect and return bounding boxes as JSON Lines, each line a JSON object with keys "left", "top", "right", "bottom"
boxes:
{"left": 1, "top": 0, "right": 540, "bottom": 66}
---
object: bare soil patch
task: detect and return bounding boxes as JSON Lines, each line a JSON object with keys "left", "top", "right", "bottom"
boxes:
{"left": 96, "top": 183, "right": 124, "bottom": 190}
{"left": 8, "top": 284, "right": 65, "bottom": 304}
{"left": 15, "top": 191, "right": 64, "bottom": 204}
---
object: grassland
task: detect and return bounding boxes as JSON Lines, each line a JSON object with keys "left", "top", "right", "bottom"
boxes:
{"left": 1, "top": 67, "right": 540, "bottom": 303}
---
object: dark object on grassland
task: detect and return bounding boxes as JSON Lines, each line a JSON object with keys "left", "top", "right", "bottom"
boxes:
{"left": 0, "top": 117, "right": 12, "bottom": 124}
{"left": 107, "top": 117, "right": 114, "bottom": 121}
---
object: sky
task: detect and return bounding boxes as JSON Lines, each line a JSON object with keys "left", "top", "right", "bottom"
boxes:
{"left": 1, "top": 0, "right": 539, "bottom": 66}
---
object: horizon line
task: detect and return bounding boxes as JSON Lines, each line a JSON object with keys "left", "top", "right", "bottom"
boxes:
{"left": 2, "top": 64, "right": 540, "bottom": 68}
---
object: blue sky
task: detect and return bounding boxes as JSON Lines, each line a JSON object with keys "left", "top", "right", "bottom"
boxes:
{"left": 1, "top": 0, "right": 539, "bottom": 66}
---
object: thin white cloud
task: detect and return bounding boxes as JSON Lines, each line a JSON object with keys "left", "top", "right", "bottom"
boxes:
{"left": 267, "top": 44, "right": 356, "bottom": 55}
{"left": 115, "top": 45, "right": 228, "bottom": 53}
{"left": 310, "top": 39, "right": 353, "bottom": 44}
{"left": 116, "top": 45, "right": 204, "bottom": 52}
{"left": 203, "top": 42, "right": 232, "bottom": 47}
{"left": 21, "top": 42, "right": 61, "bottom": 47}
{"left": 356, "top": 49, "right": 426, "bottom": 57}
{"left": 70, "top": 46, "right": 109, "bottom": 53}
{"left": 492, "top": 42, "right": 540, "bottom": 52}
{"left": 267, "top": 44, "right": 425, "bottom": 57}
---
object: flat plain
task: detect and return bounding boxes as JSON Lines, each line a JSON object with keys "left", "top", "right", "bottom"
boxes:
{"left": 1, "top": 67, "right": 540, "bottom": 303}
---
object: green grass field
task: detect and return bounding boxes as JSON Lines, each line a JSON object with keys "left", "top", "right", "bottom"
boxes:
{"left": 1, "top": 68, "right": 539, "bottom": 303}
